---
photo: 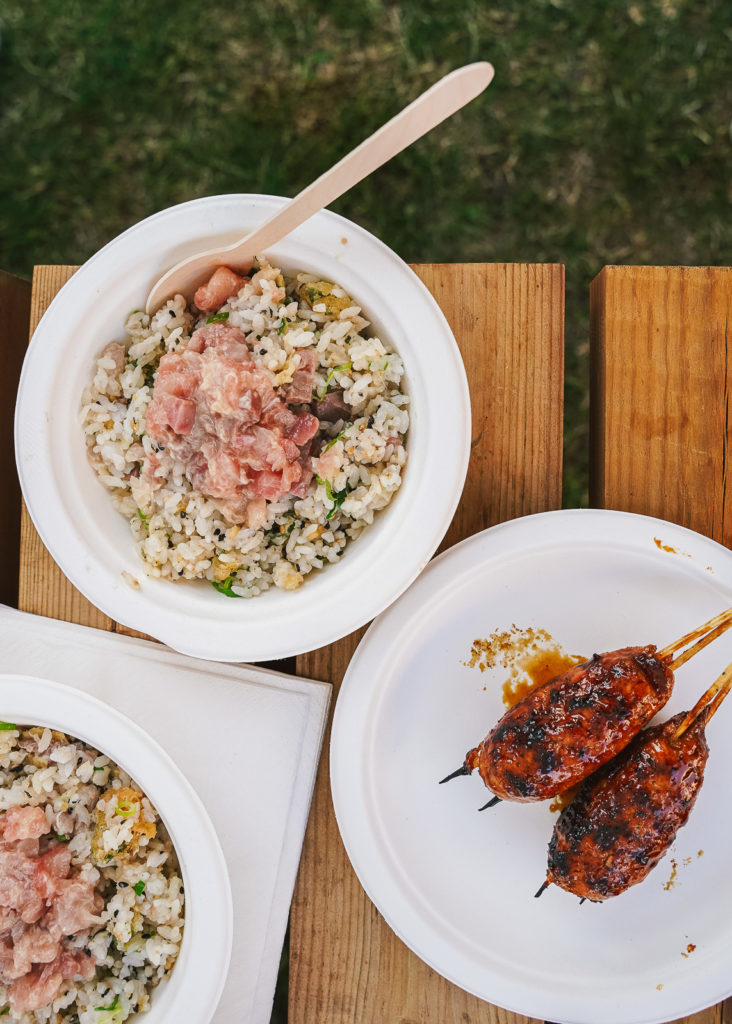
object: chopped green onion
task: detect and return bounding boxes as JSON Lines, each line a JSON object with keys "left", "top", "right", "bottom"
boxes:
{"left": 95, "top": 994, "right": 121, "bottom": 1012}
{"left": 211, "top": 576, "right": 243, "bottom": 598}
{"left": 277, "top": 318, "right": 288, "bottom": 334}
{"left": 324, "top": 425, "right": 351, "bottom": 452}
{"left": 133, "top": 880, "right": 146, "bottom": 896}
{"left": 55, "top": 834, "right": 69, "bottom": 842}
{"left": 94, "top": 996, "right": 124, "bottom": 1023}
{"left": 115, "top": 798, "right": 139, "bottom": 819}
{"left": 315, "top": 477, "right": 350, "bottom": 520}
{"left": 206, "top": 311, "right": 230, "bottom": 324}
{"left": 0, "top": 1006, "right": 9, "bottom": 1016}
{"left": 136, "top": 509, "right": 149, "bottom": 531}
{"left": 0, "top": 722, "right": 17, "bottom": 731}
{"left": 317, "top": 363, "right": 351, "bottom": 401}
{"left": 326, "top": 486, "right": 349, "bottom": 520}
{"left": 93, "top": 765, "right": 106, "bottom": 772}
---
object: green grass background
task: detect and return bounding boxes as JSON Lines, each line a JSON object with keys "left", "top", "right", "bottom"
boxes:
{"left": 2, "top": 0, "right": 730, "bottom": 505}
{"left": 0, "top": 0, "right": 729, "bottom": 1017}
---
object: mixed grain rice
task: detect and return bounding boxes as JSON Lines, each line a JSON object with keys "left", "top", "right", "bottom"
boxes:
{"left": 81, "top": 262, "right": 409, "bottom": 597}
{"left": 0, "top": 726, "right": 183, "bottom": 1022}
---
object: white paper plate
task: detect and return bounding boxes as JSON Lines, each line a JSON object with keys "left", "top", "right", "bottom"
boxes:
{"left": 0, "top": 673, "right": 232, "bottom": 1024}
{"left": 331, "top": 509, "right": 732, "bottom": 1024}
{"left": 15, "top": 194, "right": 469, "bottom": 662}
{"left": 0, "top": 606, "right": 330, "bottom": 1024}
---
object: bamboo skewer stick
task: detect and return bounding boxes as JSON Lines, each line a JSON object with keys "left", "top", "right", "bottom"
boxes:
{"left": 674, "top": 661, "right": 732, "bottom": 739}
{"left": 667, "top": 617, "right": 732, "bottom": 671}
{"left": 704, "top": 673, "right": 732, "bottom": 723}
{"left": 658, "top": 606, "right": 732, "bottom": 662}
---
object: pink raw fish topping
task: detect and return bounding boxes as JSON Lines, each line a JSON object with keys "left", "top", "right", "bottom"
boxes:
{"left": 193, "top": 266, "right": 247, "bottom": 312}
{"left": 285, "top": 348, "right": 319, "bottom": 404}
{"left": 0, "top": 826, "right": 99, "bottom": 1007}
{"left": 44, "top": 878, "right": 103, "bottom": 941}
{"left": 2, "top": 806, "right": 49, "bottom": 843}
{"left": 145, "top": 323, "right": 321, "bottom": 522}
{"left": 8, "top": 962, "right": 63, "bottom": 1013}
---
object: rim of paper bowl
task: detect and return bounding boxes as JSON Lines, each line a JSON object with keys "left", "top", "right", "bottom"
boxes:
{"left": 0, "top": 673, "right": 232, "bottom": 1023}
{"left": 14, "top": 194, "right": 471, "bottom": 662}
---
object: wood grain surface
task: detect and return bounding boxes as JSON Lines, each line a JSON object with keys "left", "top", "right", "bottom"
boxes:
{"left": 0, "top": 269, "right": 31, "bottom": 608}
{"left": 590, "top": 265, "right": 732, "bottom": 538}
{"left": 290, "top": 263, "right": 565, "bottom": 1024}
{"left": 589, "top": 264, "right": 732, "bottom": 1024}
{"left": 14, "top": 261, "right": 732, "bottom": 1024}
{"left": 17, "top": 266, "right": 113, "bottom": 629}
{"left": 18, "top": 262, "right": 565, "bottom": 1024}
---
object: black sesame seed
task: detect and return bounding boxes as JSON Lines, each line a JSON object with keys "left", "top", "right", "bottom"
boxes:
{"left": 180, "top": 511, "right": 187, "bottom": 518}
{"left": 259, "top": 348, "right": 267, "bottom": 355}
{"left": 169, "top": 310, "right": 175, "bottom": 317}
{"left": 118, "top": 881, "right": 129, "bottom": 888}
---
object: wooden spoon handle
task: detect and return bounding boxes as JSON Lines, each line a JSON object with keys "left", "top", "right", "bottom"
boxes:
{"left": 233, "top": 61, "right": 494, "bottom": 259}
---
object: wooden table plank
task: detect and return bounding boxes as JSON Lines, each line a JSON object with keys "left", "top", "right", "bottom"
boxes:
{"left": 18, "top": 266, "right": 156, "bottom": 638}
{"left": 0, "top": 269, "right": 32, "bottom": 608}
{"left": 589, "top": 264, "right": 732, "bottom": 1024}
{"left": 590, "top": 265, "right": 732, "bottom": 536}
{"left": 19, "top": 263, "right": 564, "bottom": 1023}
{"left": 18, "top": 266, "right": 113, "bottom": 629}
{"left": 290, "top": 263, "right": 564, "bottom": 1024}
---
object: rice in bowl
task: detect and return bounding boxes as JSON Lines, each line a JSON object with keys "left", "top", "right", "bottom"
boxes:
{"left": 0, "top": 724, "right": 183, "bottom": 1021}
{"left": 81, "top": 262, "right": 409, "bottom": 598}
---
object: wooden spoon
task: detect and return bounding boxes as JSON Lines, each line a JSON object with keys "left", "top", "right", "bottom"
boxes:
{"left": 145, "top": 61, "right": 494, "bottom": 313}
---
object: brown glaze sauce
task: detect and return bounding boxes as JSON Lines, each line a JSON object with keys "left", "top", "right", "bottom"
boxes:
{"left": 654, "top": 537, "right": 677, "bottom": 554}
{"left": 663, "top": 857, "right": 678, "bottom": 891}
{"left": 654, "top": 537, "right": 691, "bottom": 558}
{"left": 502, "top": 649, "right": 585, "bottom": 709}
{"left": 464, "top": 625, "right": 585, "bottom": 718}
{"left": 548, "top": 782, "right": 581, "bottom": 814}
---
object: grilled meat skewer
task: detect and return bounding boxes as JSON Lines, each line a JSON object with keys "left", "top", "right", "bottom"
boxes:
{"left": 544, "top": 662, "right": 732, "bottom": 901}
{"left": 440, "top": 606, "right": 732, "bottom": 803}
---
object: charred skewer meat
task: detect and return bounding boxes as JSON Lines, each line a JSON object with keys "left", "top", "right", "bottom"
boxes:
{"left": 440, "top": 607, "right": 732, "bottom": 803}
{"left": 543, "top": 662, "right": 732, "bottom": 901}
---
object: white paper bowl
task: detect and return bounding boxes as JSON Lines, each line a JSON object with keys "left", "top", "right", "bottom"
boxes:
{"left": 15, "top": 194, "right": 470, "bottom": 662}
{"left": 0, "top": 674, "right": 232, "bottom": 1023}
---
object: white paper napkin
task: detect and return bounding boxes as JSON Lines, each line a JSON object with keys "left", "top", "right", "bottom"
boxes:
{"left": 0, "top": 606, "right": 330, "bottom": 1024}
